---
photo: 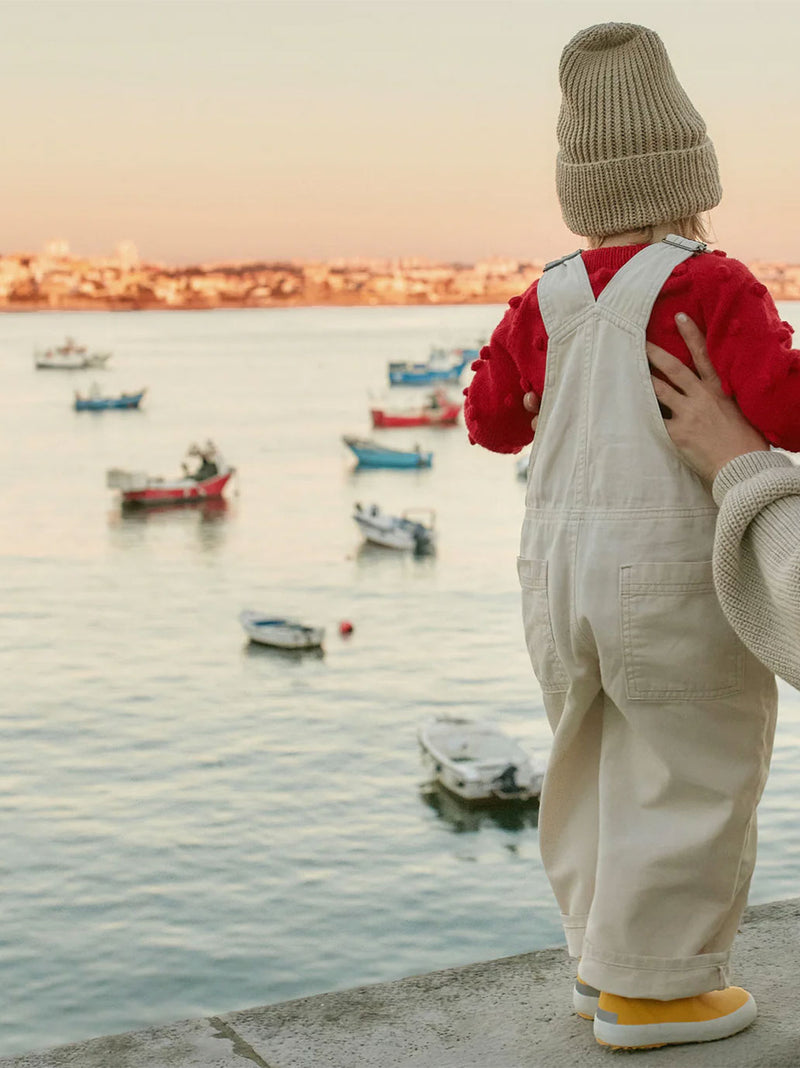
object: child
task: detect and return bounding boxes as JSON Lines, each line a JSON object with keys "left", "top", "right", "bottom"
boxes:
{"left": 464, "top": 22, "right": 798, "bottom": 1051}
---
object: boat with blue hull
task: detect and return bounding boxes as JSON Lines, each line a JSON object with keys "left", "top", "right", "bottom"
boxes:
{"left": 387, "top": 345, "right": 479, "bottom": 386}
{"left": 343, "top": 436, "right": 433, "bottom": 469}
{"left": 74, "top": 388, "right": 146, "bottom": 411}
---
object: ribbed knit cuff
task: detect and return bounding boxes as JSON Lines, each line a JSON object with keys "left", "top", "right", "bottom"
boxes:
{"left": 557, "top": 140, "right": 721, "bottom": 237}
{"left": 712, "top": 450, "right": 794, "bottom": 506}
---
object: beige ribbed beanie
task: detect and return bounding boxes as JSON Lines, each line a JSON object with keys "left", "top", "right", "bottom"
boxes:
{"left": 556, "top": 23, "right": 722, "bottom": 237}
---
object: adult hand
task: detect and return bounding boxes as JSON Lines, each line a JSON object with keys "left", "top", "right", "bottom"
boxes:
{"left": 647, "top": 314, "right": 769, "bottom": 483}
{"left": 523, "top": 391, "right": 540, "bottom": 432}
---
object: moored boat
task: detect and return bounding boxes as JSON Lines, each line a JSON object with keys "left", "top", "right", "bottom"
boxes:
{"left": 370, "top": 388, "right": 461, "bottom": 428}
{"left": 343, "top": 435, "right": 433, "bottom": 469}
{"left": 74, "top": 388, "right": 146, "bottom": 411}
{"left": 107, "top": 467, "right": 234, "bottom": 505}
{"left": 239, "top": 610, "right": 324, "bottom": 650}
{"left": 35, "top": 337, "right": 112, "bottom": 370}
{"left": 387, "top": 344, "right": 479, "bottom": 386}
{"left": 106, "top": 441, "right": 234, "bottom": 506}
{"left": 418, "top": 716, "right": 545, "bottom": 802}
{"left": 353, "top": 503, "right": 436, "bottom": 552}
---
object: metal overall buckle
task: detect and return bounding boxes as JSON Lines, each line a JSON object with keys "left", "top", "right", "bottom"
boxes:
{"left": 543, "top": 249, "right": 584, "bottom": 272}
{"left": 662, "top": 234, "right": 708, "bottom": 254}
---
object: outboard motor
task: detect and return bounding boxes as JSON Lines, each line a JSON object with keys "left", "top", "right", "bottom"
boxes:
{"left": 492, "top": 764, "right": 522, "bottom": 797}
{"left": 412, "top": 523, "right": 434, "bottom": 555}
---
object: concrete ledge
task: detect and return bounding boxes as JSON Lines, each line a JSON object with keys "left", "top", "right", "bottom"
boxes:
{"left": 4, "top": 899, "right": 800, "bottom": 1067}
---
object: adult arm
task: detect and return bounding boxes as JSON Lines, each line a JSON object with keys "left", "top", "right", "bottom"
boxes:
{"left": 712, "top": 450, "right": 800, "bottom": 690}
{"left": 648, "top": 314, "right": 800, "bottom": 689}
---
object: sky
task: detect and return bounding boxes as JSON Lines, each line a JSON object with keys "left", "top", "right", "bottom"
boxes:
{"left": 2, "top": 0, "right": 800, "bottom": 265}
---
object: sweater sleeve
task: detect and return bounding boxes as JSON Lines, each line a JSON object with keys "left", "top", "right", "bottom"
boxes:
{"left": 699, "top": 256, "right": 800, "bottom": 451}
{"left": 711, "top": 450, "right": 800, "bottom": 689}
{"left": 463, "top": 286, "right": 539, "bottom": 454}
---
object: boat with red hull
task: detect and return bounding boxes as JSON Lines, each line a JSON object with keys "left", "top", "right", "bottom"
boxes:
{"left": 108, "top": 469, "right": 234, "bottom": 506}
{"left": 370, "top": 390, "right": 461, "bottom": 429}
{"left": 107, "top": 442, "right": 234, "bottom": 506}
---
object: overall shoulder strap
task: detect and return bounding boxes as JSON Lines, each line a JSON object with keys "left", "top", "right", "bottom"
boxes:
{"left": 596, "top": 235, "right": 707, "bottom": 327}
{"left": 537, "top": 249, "right": 595, "bottom": 336}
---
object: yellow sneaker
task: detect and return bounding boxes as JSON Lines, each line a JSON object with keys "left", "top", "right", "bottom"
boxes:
{"left": 573, "top": 976, "right": 601, "bottom": 1019}
{"left": 594, "top": 987, "right": 757, "bottom": 1049}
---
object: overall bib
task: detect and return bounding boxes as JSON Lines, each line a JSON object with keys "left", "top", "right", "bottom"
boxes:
{"left": 520, "top": 238, "right": 778, "bottom": 999}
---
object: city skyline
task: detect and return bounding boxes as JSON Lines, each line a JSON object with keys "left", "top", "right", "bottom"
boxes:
{"left": 3, "top": 0, "right": 800, "bottom": 264}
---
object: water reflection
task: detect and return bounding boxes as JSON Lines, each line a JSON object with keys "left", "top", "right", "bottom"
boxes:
{"left": 107, "top": 497, "right": 230, "bottom": 551}
{"left": 352, "top": 540, "right": 437, "bottom": 569}
{"left": 118, "top": 497, "right": 229, "bottom": 522}
{"left": 345, "top": 467, "right": 433, "bottom": 484}
{"left": 242, "top": 641, "right": 326, "bottom": 665}
{"left": 420, "top": 783, "right": 540, "bottom": 833}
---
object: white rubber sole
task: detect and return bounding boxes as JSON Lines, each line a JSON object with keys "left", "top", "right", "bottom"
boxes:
{"left": 593, "top": 992, "right": 757, "bottom": 1049}
{"left": 573, "top": 980, "right": 601, "bottom": 1019}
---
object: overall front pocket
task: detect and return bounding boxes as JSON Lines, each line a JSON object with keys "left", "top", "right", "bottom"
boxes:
{"left": 518, "top": 557, "right": 569, "bottom": 693}
{"left": 620, "top": 560, "right": 744, "bottom": 701}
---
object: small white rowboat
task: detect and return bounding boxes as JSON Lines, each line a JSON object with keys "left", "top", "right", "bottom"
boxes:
{"left": 418, "top": 716, "right": 545, "bottom": 802}
{"left": 239, "top": 610, "right": 324, "bottom": 650}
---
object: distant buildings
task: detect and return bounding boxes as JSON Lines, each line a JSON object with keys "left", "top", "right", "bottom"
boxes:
{"left": 1, "top": 244, "right": 799, "bottom": 311}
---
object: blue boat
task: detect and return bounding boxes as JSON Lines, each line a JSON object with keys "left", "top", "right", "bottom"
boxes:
{"left": 74, "top": 388, "right": 146, "bottom": 411}
{"left": 343, "top": 436, "right": 433, "bottom": 469}
{"left": 388, "top": 345, "right": 479, "bottom": 386}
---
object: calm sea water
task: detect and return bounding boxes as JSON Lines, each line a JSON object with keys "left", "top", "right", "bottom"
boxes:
{"left": 2, "top": 304, "right": 799, "bottom": 1057}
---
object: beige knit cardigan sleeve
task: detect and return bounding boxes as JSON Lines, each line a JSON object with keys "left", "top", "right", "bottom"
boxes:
{"left": 713, "top": 450, "right": 800, "bottom": 689}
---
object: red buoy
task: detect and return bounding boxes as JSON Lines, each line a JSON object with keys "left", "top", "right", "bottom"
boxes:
{"left": 339, "top": 620, "right": 354, "bottom": 636}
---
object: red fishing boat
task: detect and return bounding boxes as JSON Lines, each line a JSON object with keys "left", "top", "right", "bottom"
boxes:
{"left": 106, "top": 442, "right": 235, "bottom": 506}
{"left": 370, "top": 389, "right": 461, "bottom": 429}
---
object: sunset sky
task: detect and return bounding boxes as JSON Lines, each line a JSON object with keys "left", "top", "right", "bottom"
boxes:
{"left": 3, "top": 0, "right": 800, "bottom": 265}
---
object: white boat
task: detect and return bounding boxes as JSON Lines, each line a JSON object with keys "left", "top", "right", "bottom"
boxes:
{"left": 418, "top": 716, "right": 545, "bottom": 802}
{"left": 34, "top": 337, "right": 112, "bottom": 370}
{"left": 353, "top": 504, "right": 436, "bottom": 553}
{"left": 516, "top": 450, "right": 531, "bottom": 480}
{"left": 238, "top": 610, "right": 324, "bottom": 650}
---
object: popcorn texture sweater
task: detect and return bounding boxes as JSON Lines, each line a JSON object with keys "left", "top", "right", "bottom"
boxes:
{"left": 464, "top": 244, "right": 800, "bottom": 454}
{"left": 713, "top": 450, "right": 800, "bottom": 690}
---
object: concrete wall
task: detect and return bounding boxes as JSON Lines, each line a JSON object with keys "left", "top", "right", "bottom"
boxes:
{"left": 3, "top": 898, "right": 799, "bottom": 1067}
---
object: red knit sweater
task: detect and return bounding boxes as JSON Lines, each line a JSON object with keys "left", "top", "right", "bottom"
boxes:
{"left": 464, "top": 244, "right": 800, "bottom": 454}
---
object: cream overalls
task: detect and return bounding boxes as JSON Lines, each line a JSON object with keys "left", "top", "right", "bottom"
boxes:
{"left": 519, "top": 237, "right": 778, "bottom": 999}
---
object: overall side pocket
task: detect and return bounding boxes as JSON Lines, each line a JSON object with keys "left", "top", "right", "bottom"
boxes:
{"left": 620, "top": 560, "right": 744, "bottom": 701}
{"left": 518, "top": 557, "right": 569, "bottom": 693}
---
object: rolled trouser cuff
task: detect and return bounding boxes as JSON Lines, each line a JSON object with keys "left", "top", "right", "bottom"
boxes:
{"left": 578, "top": 939, "right": 730, "bottom": 999}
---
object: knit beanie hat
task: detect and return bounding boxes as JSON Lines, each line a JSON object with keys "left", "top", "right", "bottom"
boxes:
{"left": 556, "top": 22, "right": 722, "bottom": 237}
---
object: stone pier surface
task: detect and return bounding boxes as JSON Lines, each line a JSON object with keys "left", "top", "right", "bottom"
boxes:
{"left": 3, "top": 899, "right": 799, "bottom": 1068}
